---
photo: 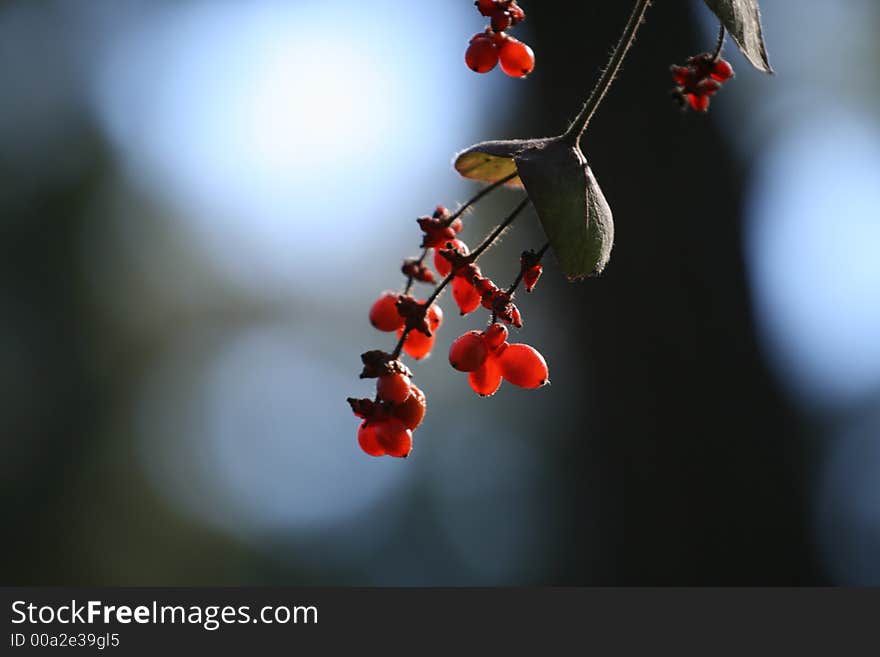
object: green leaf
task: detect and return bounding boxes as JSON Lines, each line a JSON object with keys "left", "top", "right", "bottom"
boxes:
{"left": 703, "top": 0, "right": 773, "bottom": 73}
{"left": 453, "top": 136, "right": 614, "bottom": 279}
{"left": 513, "top": 138, "right": 613, "bottom": 279}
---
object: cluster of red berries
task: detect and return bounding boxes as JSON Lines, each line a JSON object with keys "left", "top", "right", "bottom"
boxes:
{"left": 449, "top": 323, "right": 548, "bottom": 396}
{"left": 437, "top": 246, "right": 523, "bottom": 325}
{"left": 349, "top": 354, "right": 425, "bottom": 458}
{"left": 369, "top": 292, "right": 444, "bottom": 360}
{"left": 418, "top": 205, "right": 463, "bottom": 249}
{"left": 353, "top": 198, "right": 551, "bottom": 458}
{"left": 670, "top": 53, "right": 735, "bottom": 112}
{"left": 465, "top": 1, "right": 534, "bottom": 78}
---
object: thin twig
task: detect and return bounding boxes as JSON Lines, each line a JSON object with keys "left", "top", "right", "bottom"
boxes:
{"left": 562, "top": 0, "right": 653, "bottom": 146}
{"left": 711, "top": 24, "right": 726, "bottom": 61}
{"left": 469, "top": 198, "right": 530, "bottom": 261}
{"left": 392, "top": 198, "right": 531, "bottom": 359}
{"left": 402, "top": 171, "right": 519, "bottom": 294}
{"left": 443, "top": 171, "right": 519, "bottom": 229}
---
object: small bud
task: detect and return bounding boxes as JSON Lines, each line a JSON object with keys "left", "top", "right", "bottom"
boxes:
{"left": 402, "top": 259, "right": 437, "bottom": 284}
{"left": 520, "top": 250, "right": 543, "bottom": 292}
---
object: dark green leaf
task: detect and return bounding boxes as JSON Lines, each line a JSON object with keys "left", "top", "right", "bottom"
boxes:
{"left": 703, "top": 0, "right": 772, "bottom": 73}
{"left": 454, "top": 136, "right": 614, "bottom": 279}
{"left": 513, "top": 138, "right": 613, "bottom": 279}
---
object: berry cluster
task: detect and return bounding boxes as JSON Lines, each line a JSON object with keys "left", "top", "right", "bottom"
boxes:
{"left": 349, "top": 3, "right": 764, "bottom": 459}
{"left": 449, "top": 323, "right": 548, "bottom": 396}
{"left": 369, "top": 292, "right": 444, "bottom": 360}
{"left": 437, "top": 244, "right": 522, "bottom": 326}
{"left": 418, "top": 205, "right": 464, "bottom": 248}
{"left": 670, "top": 53, "right": 734, "bottom": 112}
{"left": 349, "top": 354, "right": 425, "bottom": 458}
{"left": 351, "top": 189, "right": 550, "bottom": 458}
{"left": 465, "top": 1, "right": 534, "bottom": 78}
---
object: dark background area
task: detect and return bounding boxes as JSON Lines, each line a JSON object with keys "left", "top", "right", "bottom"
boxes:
{"left": 2, "top": 0, "right": 878, "bottom": 585}
{"left": 531, "top": 1, "right": 813, "bottom": 584}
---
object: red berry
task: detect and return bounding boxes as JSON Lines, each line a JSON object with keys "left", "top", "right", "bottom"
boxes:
{"left": 466, "top": 36, "right": 499, "bottom": 74}
{"left": 398, "top": 327, "right": 435, "bottom": 360}
{"left": 670, "top": 65, "right": 693, "bottom": 86}
{"left": 710, "top": 59, "right": 734, "bottom": 81}
{"left": 376, "top": 418, "right": 413, "bottom": 458}
{"left": 476, "top": 0, "right": 496, "bottom": 17}
{"left": 473, "top": 276, "right": 496, "bottom": 296}
{"left": 377, "top": 372, "right": 412, "bottom": 404}
{"left": 358, "top": 422, "right": 385, "bottom": 457}
{"left": 498, "top": 38, "right": 534, "bottom": 78}
{"left": 696, "top": 79, "right": 721, "bottom": 97}
{"left": 449, "top": 331, "right": 489, "bottom": 372}
{"left": 499, "top": 343, "right": 548, "bottom": 388}
{"left": 478, "top": 282, "right": 501, "bottom": 311}
{"left": 369, "top": 292, "right": 404, "bottom": 332}
{"left": 418, "top": 216, "right": 457, "bottom": 249}
{"left": 427, "top": 303, "right": 443, "bottom": 332}
{"left": 491, "top": 9, "right": 512, "bottom": 32}
{"left": 508, "top": 3, "right": 525, "bottom": 23}
{"left": 688, "top": 93, "right": 709, "bottom": 112}
{"left": 469, "top": 356, "right": 503, "bottom": 397}
{"left": 452, "top": 275, "right": 482, "bottom": 315}
{"left": 393, "top": 384, "right": 426, "bottom": 430}
{"left": 483, "top": 323, "right": 508, "bottom": 349}
{"left": 492, "top": 31, "right": 509, "bottom": 47}
{"left": 434, "top": 239, "right": 469, "bottom": 278}
{"left": 509, "top": 305, "right": 523, "bottom": 328}
{"left": 450, "top": 217, "right": 464, "bottom": 233}
{"left": 523, "top": 264, "right": 542, "bottom": 292}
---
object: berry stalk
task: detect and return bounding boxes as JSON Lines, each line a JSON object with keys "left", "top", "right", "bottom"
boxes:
{"left": 562, "top": 0, "right": 653, "bottom": 146}
{"left": 486, "top": 241, "right": 548, "bottom": 324}
{"left": 392, "top": 197, "right": 531, "bottom": 359}
{"left": 505, "top": 242, "right": 549, "bottom": 296}
{"left": 711, "top": 24, "right": 726, "bottom": 61}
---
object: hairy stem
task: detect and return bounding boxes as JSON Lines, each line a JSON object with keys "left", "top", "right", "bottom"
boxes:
{"left": 469, "top": 198, "right": 531, "bottom": 261}
{"left": 443, "top": 171, "right": 519, "bottom": 229}
{"left": 392, "top": 198, "right": 531, "bottom": 359}
{"left": 711, "top": 24, "right": 726, "bottom": 61}
{"left": 562, "top": 0, "right": 652, "bottom": 146}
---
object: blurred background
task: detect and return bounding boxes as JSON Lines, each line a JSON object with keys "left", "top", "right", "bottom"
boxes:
{"left": 1, "top": 0, "right": 879, "bottom": 585}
